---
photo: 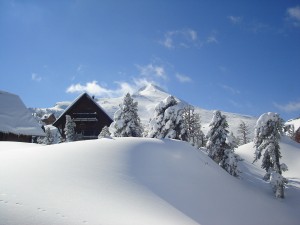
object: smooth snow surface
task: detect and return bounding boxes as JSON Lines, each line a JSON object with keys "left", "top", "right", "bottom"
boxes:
{"left": 0, "top": 137, "right": 299, "bottom": 225}
{"left": 0, "top": 91, "right": 45, "bottom": 136}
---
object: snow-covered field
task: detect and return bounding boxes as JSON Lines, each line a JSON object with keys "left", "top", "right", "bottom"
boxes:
{"left": 0, "top": 137, "right": 299, "bottom": 225}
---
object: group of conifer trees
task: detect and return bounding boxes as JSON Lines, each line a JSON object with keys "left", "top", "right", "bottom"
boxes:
{"left": 105, "top": 93, "right": 288, "bottom": 198}
{"left": 47, "top": 93, "right": 288, "bottom": 198}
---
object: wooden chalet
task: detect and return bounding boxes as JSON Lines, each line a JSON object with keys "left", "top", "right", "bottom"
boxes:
{"left": 0, "top": 90, "right": 45, "bottom": 142}
{"left": 53, "top": 93, "right": 113, "bottom": 140}
{"left": 41, "top": 113, "right": 56, "bottom": 125}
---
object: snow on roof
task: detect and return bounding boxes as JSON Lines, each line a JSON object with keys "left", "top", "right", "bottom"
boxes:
{"left": 54, "top": 92, "right": 112, "bottom": 123}
{"left": 0, "top": 90, "right": 45, "bottom": 136}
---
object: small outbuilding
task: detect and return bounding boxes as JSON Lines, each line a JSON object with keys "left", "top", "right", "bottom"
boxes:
{"left": 53, "top": 93, "right": 113, "bottom": 140}
{"left": 0, "top": 90, "right": 45, "bottom": 142}
{"left": 41, "top": 113, "right": 56, "bottom": 125}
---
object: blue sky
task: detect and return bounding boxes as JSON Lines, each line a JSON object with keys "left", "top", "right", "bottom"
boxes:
{"left": 0, "top": 0, "right": 300, "bottom": 120}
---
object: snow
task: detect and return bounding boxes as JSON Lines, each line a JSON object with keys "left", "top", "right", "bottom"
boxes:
{"left": 0, "top": 91, "right": 45, "bottom": 136}
{"left": 1, "top": 137, "right": 300, "bottom": 225}
{"left": 286, "top": 117, "right": 300, "bottom": 130}
{"left": 31, "top": 84, "right": 257, "bottom": 137}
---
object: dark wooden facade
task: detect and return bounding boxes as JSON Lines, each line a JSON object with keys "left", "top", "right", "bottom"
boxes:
{"left": 53, "top": 93, "right": 113, "bottom": 140}
{"left": 0, "top": 132, "right": 33, "bottom": 142}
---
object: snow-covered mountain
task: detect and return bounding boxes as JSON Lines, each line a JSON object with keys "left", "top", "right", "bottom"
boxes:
{"left": 0, "top": 137, "right": 299, "bottom": 225}
{"left": 30, "top": 84, "right": 257, "bottom": 137}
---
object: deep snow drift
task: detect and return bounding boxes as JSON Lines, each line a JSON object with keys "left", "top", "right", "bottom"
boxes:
{"left": 0, "top": 137, "right": 299, "bottom": 225}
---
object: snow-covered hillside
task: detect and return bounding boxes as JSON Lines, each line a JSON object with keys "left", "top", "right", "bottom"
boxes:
{"left": 30, "top": 84, "right": 257, "bottom": 137}
{"left": 285, "top": 117, "right": 300, "bottom": 130}
{"left": 0, "top": 137, "right": 299, "bottom": 225}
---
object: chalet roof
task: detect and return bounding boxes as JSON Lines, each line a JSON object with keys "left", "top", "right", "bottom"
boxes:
{"left": 53, "top": 92, "right": 112, "bottom": 125}
{"left": 0, "top": 90, "right": 45, "bottom": 136}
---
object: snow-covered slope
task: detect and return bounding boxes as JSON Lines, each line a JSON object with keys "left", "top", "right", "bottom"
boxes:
{"left": 0, "top": 137, "right": 299, "bottom": 225}
{"left": 30, "top": 84, "right": 257, "bottom": 137}
{"left": 236, "top": 136, "right": 300, "bottom": 192}
{"left": 285, "top": 117, "right": 300, "bottom": 130}
{"left": 0, "top": 91, "right": 45, "bottom": 136}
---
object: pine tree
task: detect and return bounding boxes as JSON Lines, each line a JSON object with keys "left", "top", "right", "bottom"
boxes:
{"left": 64, "top": 115, "right": 76, "bottom": 142}
{"left": 206, "top": 110, "right": 229, "bottom": 164}
{"left": 228, "top": 132, "right": 239, "bottom": 149}
{"left": 206, "top": 110, "right": 239, "bottom": 176}
{"left": 111, "top": 93, "right": 143, "bottom": 137}
{"left": 182, "top": 105, "right": 205, "bottom": 148}
{"left": 98, "top": 126, "right": 111, "bottom": 139}
{"left": 253, "top": 112, "right": 288, "bottom": 198}
{"left": 148, "top": 95, "right": 188, "bottom": 141}
{"left": 238, "top": 121, "right": 250, "bottom": 145}
{"left": 43, "top": 127, "right": 54, "bottom": 145}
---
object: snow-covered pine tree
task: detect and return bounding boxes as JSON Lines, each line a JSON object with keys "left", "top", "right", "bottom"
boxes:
{"left": 148, "top": 95, "right": 188, "bottom": 141}
{"left": 206, "top": 110, "right": 240, "bottom": 177}
{"left": 44, "top": 127, "right": 54, "bottom": 145}
{"left": 111, "top": 93, "right": 143, "bottom": 137}
{"left": 98, "top": 126, "right": 111, "bottom": 139}
{"left": 237, "top": 121, "right": 251, "bottom": 145}
{"left": 253, "top": 112, "right": 288, "bottom": 198}
{"left": 64, "top": 115, "right": 76, "bottom": 142}
{"left": 206, "top": 110, "right": 229, "bottom": 164}
{"left": 182, "top": 105, "right": 205, "bottom": 148}
{"left": 228, "top": 132, "right": 239, "bottom": 149}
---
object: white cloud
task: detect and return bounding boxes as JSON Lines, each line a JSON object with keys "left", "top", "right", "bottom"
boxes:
{"left": 66, "top": 79, "right": 160, "bottom": 98}
{"left": 287, "top": 6, "right": 300, "bottom": 27}
{"left": 176, "top": 73, "right": 192, "bottom": 83}
{"left": 219, "top": 84, "right": 240, "bottom": 95}
{"left": 274, "top": 101, "right": 300, "bottom": 112}
{"left": 206, "top": 34, "right": 218, "bottom": 44}
{"left": 160, "top": 29, "right": 198, "bottom": 49}
{"left": 136, "top": 64, "right": 167, "bottom": 80}
{"left": 66, "top": 81, "right": 111, "bottom": 96}
{"left": 227, "top": 16, "right": 242, "bottom": 24}
{"left": 31, "top": 73, "right": 42, "bottom": 82}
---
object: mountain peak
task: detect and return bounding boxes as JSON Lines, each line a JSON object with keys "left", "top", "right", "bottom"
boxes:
{"left": 136, "top": 83, "right": 168, "bottom": 96}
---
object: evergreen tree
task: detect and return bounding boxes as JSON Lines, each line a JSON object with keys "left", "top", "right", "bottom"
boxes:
{"left": 253, "top": 112, "right": 288, "bottom": 198}
{"left": 64, "top": 115, "right": 76, "bottom": 142}
{"left": 148, "top": 95, "right": 188, "bottom": 141}
{"left": 237, "top": 121, "right": 251, "bottom": 145}
{"left": 111, "top": 93, "right": 143, "bottom": 137}
{"left": 43, "top": 127, "right": 54, "bottom": 145}
{"left": 182, "top": 105, "right": 205, "bottom": 148}
{"left": 206, "top": 110, "right": 239, "bottom": 177}
{"left": 228, "top": 132, "right": 239, "bottom": 149}
{"left": 206, "top": 110, "right": 229, "bottom": 164}
{"left": 98, "top": 126, "right": 111, "bottom": 138}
